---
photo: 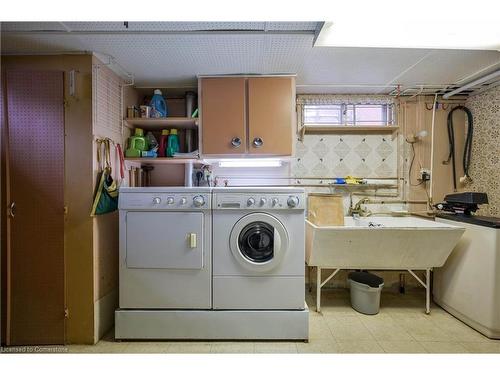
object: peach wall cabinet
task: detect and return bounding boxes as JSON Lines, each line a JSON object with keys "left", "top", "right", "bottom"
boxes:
{"left": 199, "top": 76, "right": 296, "bottom": 157}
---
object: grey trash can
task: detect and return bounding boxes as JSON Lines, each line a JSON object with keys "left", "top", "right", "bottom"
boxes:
{"left": 348, "top": 272, "right": 384, "bottom": 315}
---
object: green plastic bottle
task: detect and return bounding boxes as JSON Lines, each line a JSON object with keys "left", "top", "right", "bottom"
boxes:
{"left": 166, "top": 128, "right": 180, "bottom": 157}
{"left": 125, "top": 128, "right": 147, "bottom": 157}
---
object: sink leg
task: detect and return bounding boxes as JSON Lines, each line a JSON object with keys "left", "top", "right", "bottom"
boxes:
{"left": 316, "top": 266, "right": 321, "bottom": 313}
{"left": 425, "top": 269, "right": 431, "bottom": 314}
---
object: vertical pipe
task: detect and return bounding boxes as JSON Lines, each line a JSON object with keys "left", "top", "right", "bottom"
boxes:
{"left": 316, "top": 266, "right": 321, "bottom": 313}
{"left": 184, "top": 162, "right": 193, "bottom": 187}
{"left": 426, "top": 269, "right": 431, "bottom": 314}
{"left": 429, "top": 93, "right": 438, "bottom": 208}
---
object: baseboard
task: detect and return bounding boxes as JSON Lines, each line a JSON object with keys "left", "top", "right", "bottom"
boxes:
{"left": 94, "top": 289, "right": 118, "bottom": 343}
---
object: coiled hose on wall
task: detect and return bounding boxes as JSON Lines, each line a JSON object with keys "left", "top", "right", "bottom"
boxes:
{"left": 444, "top": 105, "right": 473, "bottom": 191}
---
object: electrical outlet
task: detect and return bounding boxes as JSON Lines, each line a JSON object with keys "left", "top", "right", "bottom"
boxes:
{"left": 419, "top": 168, "right": 431, "bottom": 181}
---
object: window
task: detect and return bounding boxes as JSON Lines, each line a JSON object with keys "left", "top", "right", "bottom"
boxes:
{"left": 303, "top": 103, "right": 393, "bottom": 127}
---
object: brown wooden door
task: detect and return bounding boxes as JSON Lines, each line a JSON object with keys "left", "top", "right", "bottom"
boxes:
{"left": 5, "top": 70, "right": 65, "bottom": 345}
{"left": 248, "top": 77, "right": 294, "bottom": 156}
{"left": 201, "top": 77, "right": 246, "bottom": 155}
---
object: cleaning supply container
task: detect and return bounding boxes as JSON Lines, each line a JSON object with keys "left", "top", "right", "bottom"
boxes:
{"left": 348, "top": 271, "right": 384, "bottom": 315}
{"left": 167, "top": 128, "right": 180, "bottom": 157}
{"left": 149, "top": 89, "right": 168, "bottom": 118}
{"left": 158, "top": 129, "right": 169, "bottom": 157}
{"left": 125, "top": 128, "right": 147, "bottom": 157}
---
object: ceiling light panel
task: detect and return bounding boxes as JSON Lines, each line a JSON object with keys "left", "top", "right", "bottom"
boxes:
{"left": 315, "top": 18, "right": 500, "bottom": 51}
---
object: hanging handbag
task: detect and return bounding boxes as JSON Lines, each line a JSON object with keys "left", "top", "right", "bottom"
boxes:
{"left": 91, "top": 138, "right": 119, "bottom": 216}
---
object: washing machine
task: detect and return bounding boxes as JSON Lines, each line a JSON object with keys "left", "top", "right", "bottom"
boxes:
{"left": 212, "top": 187, "right": 306, "bottom": 310}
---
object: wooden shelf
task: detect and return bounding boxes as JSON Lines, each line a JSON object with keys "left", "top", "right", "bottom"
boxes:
{"left": 124, "top": 117, "right": 198, "bottom": 130}
{"left": 124, "top": 157, "right": 206, "bottom": 165}
{"left": 303, "top": 125, "right": 399, "bottom": 134}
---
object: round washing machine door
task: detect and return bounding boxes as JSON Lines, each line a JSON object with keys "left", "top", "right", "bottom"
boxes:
{"left": 229, "top": 213, "right": 289, "bottom": 272}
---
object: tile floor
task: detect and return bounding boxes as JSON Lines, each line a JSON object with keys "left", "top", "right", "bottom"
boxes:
{"left": 18, "top": 290, "right": 500, "bottom": 354}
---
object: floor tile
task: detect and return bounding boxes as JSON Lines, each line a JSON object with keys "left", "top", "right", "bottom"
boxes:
{"left": 362, "top": 320, "right": 414, "bottom": 341}
{"left": 398, "top": 319, "right": 454, "bottom": 342}
{"left": 309, "top": 316, "right": 335, "bottom": 340}
{"left": 378, "top": 340, "right": 427, "bottom": 353}
{"left": 124, "top": 342, "right": 171, "bottom": 353}
{"left": 93, "top": 342, "right": 133, "bottom": 353}
{"left": 326, "top": 318, "right": 374, "bottom": 341}
{"left": 459, "top": 341, "right": 500, "bottom": 354}
{"left": 419, "top": 341, "right": 469, "bottom": 353}
{"left": 254, "top": 342, "right": 298, "bottom": 353}
{"left": 67, "top": 345, "right": 96, "bottom": 353}
{"left": 67, "top": 291, "right": 500, "bottom": 354}
{"left": 210, "top": 342, "right": 255, "bottom": 353}
{"left": 167, "top": 343, "right": 212, "bottom": 353}
{"left": 423, "top": 315, "right": 489, "bottom": 343}
{"left": 337, "top": 340, "right": 384, "bottom": 353}
{"left": 296, "top": 339, "right": 340, "bottom": 353}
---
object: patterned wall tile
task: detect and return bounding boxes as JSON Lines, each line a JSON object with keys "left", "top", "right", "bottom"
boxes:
{"left": 465, "top": 85, "right": 500, "bottom": 217}
{"left": 354, "top": 139, "right": 373, "bottom": 159}
{"left": 292, "top": 133, "right": 397, "bottom": 179}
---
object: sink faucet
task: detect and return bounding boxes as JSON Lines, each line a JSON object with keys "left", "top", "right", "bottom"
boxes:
{"left": 348, "top": 197, "right": 372, "bottom": 217}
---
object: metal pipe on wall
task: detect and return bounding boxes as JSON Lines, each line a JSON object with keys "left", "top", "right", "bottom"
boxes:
{"left": 443, "top": 69, "right": 500, "bottom": 99}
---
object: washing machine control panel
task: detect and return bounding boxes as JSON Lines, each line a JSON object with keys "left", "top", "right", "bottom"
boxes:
{"left": 119, "top": 192, "right": 211, "bottom": 210}
{"left": 215, "top": 193, "right": 305, "bottom": 210}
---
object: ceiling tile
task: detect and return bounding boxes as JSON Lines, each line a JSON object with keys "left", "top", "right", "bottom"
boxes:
{"left": 394, "top": 50, "right": 500, "bottom": 86}
{"left": 1, "top": 22, "right": 499, "bottom": 95}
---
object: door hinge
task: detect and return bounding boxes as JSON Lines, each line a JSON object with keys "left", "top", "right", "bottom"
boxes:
{"left": 64, "top": 308, "right": 69, "bottom": 319}
{"left": 64, "top": 206, "right": 68, "bottom": 215}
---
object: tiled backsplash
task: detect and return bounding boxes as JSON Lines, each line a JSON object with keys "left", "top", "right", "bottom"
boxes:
{"left": 292, "top": 134, "right": 397, "bottom": 179}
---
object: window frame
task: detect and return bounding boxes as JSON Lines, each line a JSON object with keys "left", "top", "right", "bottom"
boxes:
{"left": 303, "top": 103, "right": 394, "bottom": 127}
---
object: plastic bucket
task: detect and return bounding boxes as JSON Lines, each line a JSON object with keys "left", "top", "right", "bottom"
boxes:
{"left": 348, "top": 272, "right": 384, "bottom": 315}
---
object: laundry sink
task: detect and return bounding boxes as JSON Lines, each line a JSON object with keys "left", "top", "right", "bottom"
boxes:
{"left": 305, "top": 216, "right": 465, "bottom": 269}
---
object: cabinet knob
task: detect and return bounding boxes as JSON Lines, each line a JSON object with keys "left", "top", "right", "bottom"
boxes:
{"left": 231, "top": 137, "right": 242, "bottom": 148}
{"left": 253, "top": 137, "right": 264, "bottom": 148}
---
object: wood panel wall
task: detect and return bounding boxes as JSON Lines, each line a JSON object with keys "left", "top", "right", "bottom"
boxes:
{"left": 91, "top": 56, "right": 123, "bottom": 342}
{"left": 1, "top": 55, "right": 95, "bottom": 344}
{"left": 399, "top": 96, "right": 467, "bottom": 213}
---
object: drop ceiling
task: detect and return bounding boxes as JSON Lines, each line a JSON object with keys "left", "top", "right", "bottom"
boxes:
{"left": 1, "top": 21, "right": 499, "bottom": 94}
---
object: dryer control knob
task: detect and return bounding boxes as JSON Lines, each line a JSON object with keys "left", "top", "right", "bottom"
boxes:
{"left": 152, "top": 197, "right": 161, "bottom": 205}
{"left": 247, "top": 198, "right": 255, "bottom": 207}
{"left": 259, "top": 197, "right": 267, "bottom": 206}
{"left": 166, "top": 197, "right": 175, "bottom": 205}
{"left": 272, "top": 198, "right": 279, "bottom": 207}
{"left": 287, "top": 196, "right": 299, "bottom": 208}
{"left": 193, "top": 195, "right": 205, "bottom": 207}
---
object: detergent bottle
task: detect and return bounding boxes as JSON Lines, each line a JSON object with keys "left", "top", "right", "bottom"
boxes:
{"left": 166, "top": 129, "right": 180, "bottom": 157}
{"left": 125, "top": 128, "right": 147, "bottom": 157}
{"left": 158, "top": 129, "right": 170, "bottom": 157}
{"left": 149, "top": 89, "right": 168, "bottom": 118}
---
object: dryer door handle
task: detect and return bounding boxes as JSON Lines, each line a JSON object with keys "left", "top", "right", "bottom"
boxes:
{"left": 188, "top": 233, "right": 197, "bottom": 248}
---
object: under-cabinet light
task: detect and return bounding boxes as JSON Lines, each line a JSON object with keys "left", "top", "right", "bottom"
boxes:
{"left": 218, "top": 159, "right": 283, "bottom": 168}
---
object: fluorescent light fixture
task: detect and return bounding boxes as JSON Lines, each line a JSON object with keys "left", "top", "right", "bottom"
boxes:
{"left": 315, "top": 6, "right": 500, "bottom": 50}
{"left": 218, "top": 159, "right": 283, "bottom": 168}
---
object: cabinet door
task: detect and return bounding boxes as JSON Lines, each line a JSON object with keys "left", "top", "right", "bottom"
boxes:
{"left": 201, "top": 77, "right": 246, "bottom": 155}
{"left": 248, "top": 77, "right": 295, "bottom": 156}
{"left": 5, "top": 71, "right": 65, "bottom": 345}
